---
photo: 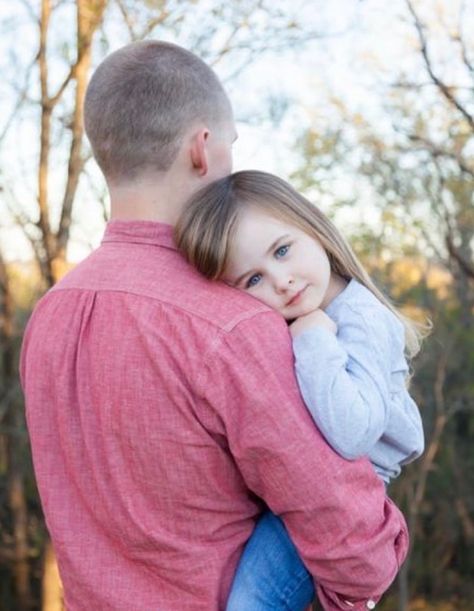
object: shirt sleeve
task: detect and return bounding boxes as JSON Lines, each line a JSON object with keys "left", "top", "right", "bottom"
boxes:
{"left": 198, "top": 309, "right": 408, "bottom": 611}
{"left": 292, "top": 303, "right": 401, "bottom": 460}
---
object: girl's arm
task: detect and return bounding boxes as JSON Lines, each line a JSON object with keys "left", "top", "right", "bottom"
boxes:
{"left": 291, "top": 303, "right": 402, "bottom": 460}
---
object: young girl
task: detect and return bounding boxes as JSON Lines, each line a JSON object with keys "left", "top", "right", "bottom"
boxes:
{"left": 175, "top": 170, "right": 425, "bottom": 611}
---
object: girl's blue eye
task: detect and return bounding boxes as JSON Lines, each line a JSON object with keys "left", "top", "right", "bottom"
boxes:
{"left": 275, "top": 245, "right": 289, "bottom": 258}
{"left": 246, "top": 274, "right": 262, "bottom": 288}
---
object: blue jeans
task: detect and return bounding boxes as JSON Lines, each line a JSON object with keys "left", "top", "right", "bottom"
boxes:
{"left": 226, "top": 511, "right": 315, "bottom": 610}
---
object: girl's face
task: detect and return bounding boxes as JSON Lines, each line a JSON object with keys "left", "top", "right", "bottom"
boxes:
{"left": 222, "top": 207, "right": 336, "bottom": 320}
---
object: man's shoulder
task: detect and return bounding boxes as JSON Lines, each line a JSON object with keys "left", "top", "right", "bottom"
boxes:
{"left": 49, "top": 247, "right": 278, "bottom": 334}
{"left": 164, "top": 274, "right": 276, "bottom": 333}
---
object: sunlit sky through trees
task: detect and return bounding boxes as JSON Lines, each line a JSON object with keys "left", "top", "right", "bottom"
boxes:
{"left": 0, "top": 0, "right": 472, "bottom": 262}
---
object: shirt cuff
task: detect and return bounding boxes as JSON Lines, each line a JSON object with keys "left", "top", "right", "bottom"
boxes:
{"left": 317, "top": 583, "right": 380, "bottom": 611}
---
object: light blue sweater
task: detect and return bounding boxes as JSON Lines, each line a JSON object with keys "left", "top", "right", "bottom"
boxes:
{"left": 293, "top": 279, "right": 424, "bottom": 483}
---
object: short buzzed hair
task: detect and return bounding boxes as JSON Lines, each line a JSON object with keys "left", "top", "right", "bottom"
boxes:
{"left": 84, "top": 40, "right": 231, "bottom": 182}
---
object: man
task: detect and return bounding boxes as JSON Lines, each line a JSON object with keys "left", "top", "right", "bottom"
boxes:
{"left": 21, "top": 40, "right": 408, "bottom": 610}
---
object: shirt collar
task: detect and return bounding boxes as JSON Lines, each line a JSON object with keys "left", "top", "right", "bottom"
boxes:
{"left": 101, "top": 220, "right": 177, "bottom": 250}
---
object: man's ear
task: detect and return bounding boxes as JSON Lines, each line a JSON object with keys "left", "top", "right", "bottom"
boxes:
{"left": 190, "top": 128, "right": 210, "bottom": 176}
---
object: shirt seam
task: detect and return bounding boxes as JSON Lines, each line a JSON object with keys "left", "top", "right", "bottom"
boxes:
{"left": 195, "top": 309, "right": 286, "bottom": 398}
{"left": 50, "top": 285, "right": 274, "bottom": 335}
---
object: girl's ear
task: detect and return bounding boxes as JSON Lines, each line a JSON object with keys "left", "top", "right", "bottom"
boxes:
{"left": 190, "top": 128, "right": 209, "bottom": 176}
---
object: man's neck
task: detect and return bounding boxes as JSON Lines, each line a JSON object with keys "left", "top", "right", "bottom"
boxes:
{"left": 108, "top": 173, "right": 195, "bottom": 226}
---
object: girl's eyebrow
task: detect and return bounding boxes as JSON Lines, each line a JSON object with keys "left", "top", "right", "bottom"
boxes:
{"left": 232, "top": 234, "right": 290, "bottom": 287}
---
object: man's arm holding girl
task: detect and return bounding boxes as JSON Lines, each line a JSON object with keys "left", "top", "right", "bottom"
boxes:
{"left": 198, "top": 309, "right": 408, "bottom": 611}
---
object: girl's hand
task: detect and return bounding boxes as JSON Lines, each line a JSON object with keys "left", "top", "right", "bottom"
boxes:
{"left": 289, "top": 309, "right": 337, "bottom": 338}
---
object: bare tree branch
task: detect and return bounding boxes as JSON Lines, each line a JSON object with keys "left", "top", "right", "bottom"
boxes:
{"left": 456, "top": 0, "right": 474, "bottom": 75}
{"left": 397, "top": 139, "right": 474, "bottom": 280}
{"left": 0, "top": 57, "right": 36, "bottom": 144}
{"left": 3, "top": 188, "right": 49, "bottom": 285}
{"left": 140, "top": 10, "right": 171, "bottom": 39}
{"left": 406, "top": 0, "right": 474, "bottom": 131}
{"left": 114, "top": 0, "right": 170, "bottom": 41}
{"left": 391, "top": 80, "right": 472, "bottom": 92}
{"left": 37, "top": 0, "right": 55, "bottom": 279}
{"left": 49, "top": 66, "right": 77, "bottom": 109}
{"left": 56, "top": 0, "right": 108, "bottom": 260}
{"left": 114, "top": 0, "right": 138, "bottom": 40}
{"left": 405, "top": 133, "right": 474, "bottom": 178}
{"left": 445, "top": 233, "right": 474, "bottom": 280}
{"left": 18, "top": 0, "right": 40, "bottom": 24}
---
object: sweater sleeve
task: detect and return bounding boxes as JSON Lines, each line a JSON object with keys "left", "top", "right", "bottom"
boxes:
{"left": 292, "top": 303, "right": 397, "bottom": 460}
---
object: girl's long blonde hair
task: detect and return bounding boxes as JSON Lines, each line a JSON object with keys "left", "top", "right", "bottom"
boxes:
{"left": 175, "top": 170, "right": 426, "bottom": 358}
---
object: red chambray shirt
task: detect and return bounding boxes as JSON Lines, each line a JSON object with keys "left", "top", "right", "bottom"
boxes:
{"left": 21, "top": 221, "right": 408, "bottom": 611}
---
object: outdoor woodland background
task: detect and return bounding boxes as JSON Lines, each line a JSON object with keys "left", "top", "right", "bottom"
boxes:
{"left": 0, "top": 1, "right": 473, "bottom": 609}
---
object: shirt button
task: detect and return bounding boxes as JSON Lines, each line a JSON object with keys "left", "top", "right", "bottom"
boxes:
{"left": 366, "top": 600, "right": 376, "bottom": 610}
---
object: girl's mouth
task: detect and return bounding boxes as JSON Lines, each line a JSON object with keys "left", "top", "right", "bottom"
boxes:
{"left": 287, "top": 286, "right": 306, "bottom": 307}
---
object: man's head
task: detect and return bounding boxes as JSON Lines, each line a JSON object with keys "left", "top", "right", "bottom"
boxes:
{"left": 84, "top": 40, "right": 235, "bottom": 187}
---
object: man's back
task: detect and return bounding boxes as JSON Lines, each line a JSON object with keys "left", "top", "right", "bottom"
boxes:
{"left": 22, "top": 221, "right": 267, "bottom": 609}
{"left": 22, "top": 221, "right": 408, "bottom": 610}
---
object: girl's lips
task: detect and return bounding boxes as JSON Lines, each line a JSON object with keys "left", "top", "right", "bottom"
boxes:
{"left": 287, "top": 286, "right": 306, "bottom": 306}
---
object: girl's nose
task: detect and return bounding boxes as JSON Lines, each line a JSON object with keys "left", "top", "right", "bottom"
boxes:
{"left": 274, "top": 275, "right": 294, "bottom": 293}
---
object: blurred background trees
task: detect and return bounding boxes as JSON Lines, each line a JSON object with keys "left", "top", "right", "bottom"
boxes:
{"left": 0, "top": 0, "right": 472, "bottom": 609}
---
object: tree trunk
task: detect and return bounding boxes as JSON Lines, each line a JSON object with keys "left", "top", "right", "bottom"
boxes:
{"left": 397, "top": 566, "right": 409, "bottom": 611}
{"left": 42, "top": 542, "right": 64, "bottom": 611}
{"left": 397, "top": 349, "right": 450, "bottom": 611}
{"left": 7, "top": 449, "right": 32, "bottom": 610}
{"left": 36, "top": 0, "right": 109, "bottom": 605}
{"left": 1, "top": 253, "right": 32, "bottom": 609}
{"left": 397, "top": 509, "right": 415, "bottom": 611}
